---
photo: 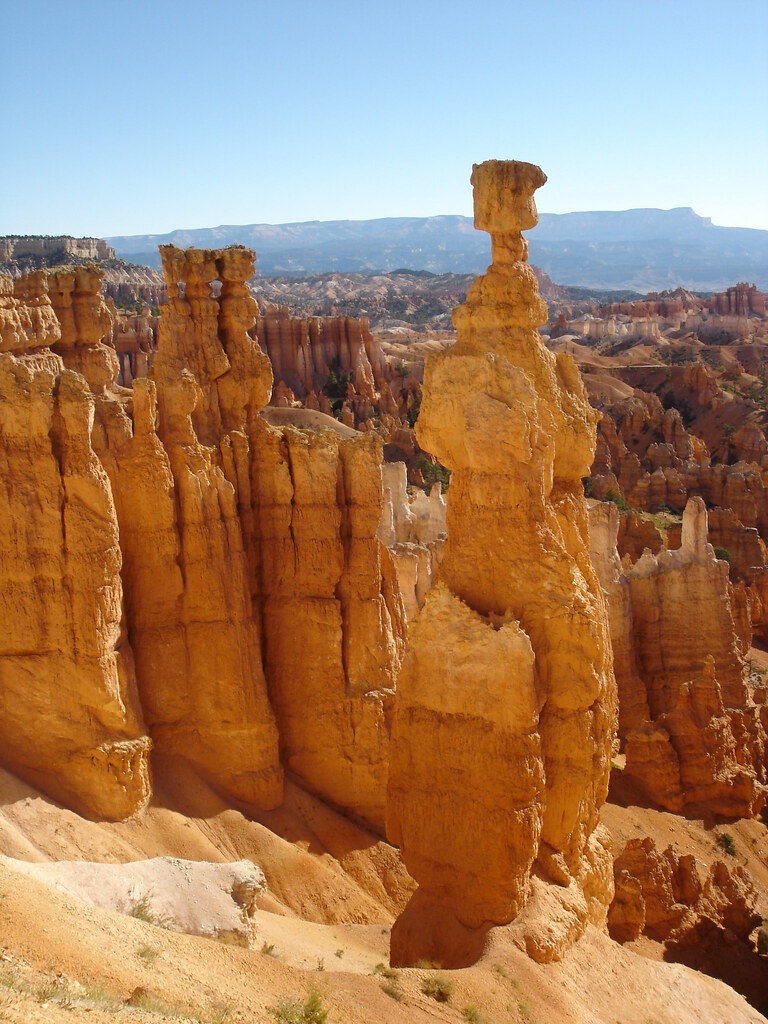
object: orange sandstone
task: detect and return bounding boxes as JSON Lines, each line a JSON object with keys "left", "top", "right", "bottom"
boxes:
{"left": 387, "top": 160, "right": 616, "bottom": 966}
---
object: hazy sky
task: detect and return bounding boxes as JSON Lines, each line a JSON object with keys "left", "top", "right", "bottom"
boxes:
{"left": 1, "top": 0, "right": 766, "bottom": 236}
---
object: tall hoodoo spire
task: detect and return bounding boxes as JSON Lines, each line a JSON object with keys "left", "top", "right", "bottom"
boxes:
{"left": 387, "top": 160, "right": 617, "bottom": 967}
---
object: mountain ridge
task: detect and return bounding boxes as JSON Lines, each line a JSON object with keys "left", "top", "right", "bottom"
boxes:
{"left": 105, "top": 208, "right": 768, "bottom": 292}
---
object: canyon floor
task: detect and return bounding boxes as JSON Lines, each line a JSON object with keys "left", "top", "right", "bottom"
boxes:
{"left": 1, "top": 751, "right": 766, "bottom": 1024}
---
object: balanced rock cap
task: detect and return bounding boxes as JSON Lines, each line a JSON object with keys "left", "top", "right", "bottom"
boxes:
{"left": 471, "top": 159, "right": 548, "bottom": 235}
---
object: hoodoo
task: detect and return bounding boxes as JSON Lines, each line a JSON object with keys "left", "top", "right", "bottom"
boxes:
{"left": 386, "top": 160, "right": 617, "bottom": 966}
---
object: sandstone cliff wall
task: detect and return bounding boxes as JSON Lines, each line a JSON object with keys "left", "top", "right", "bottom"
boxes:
{"left": 0, "top": 236, "right": 114, "bottom": 262}
{"left": 0, "top": 272, "right": 61, "bottom": 353}
{"left": 150, "top": 245, "right": 405, "bottom": 828}
{"left": 254, "top": 308, "right": 408, "bottom": 431}
{"left": 0, "top": 335, "right": 150, "bottom": 819}
{"left": 1, "top": 251, "right": 410, "bottom": 828}
{"left": 590, "top": 497, "right": 766, "bottom": 818}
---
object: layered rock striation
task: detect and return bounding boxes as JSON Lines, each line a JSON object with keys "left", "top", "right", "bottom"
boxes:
{"left": 386, "top": 160, "right": 616, "bottom": 966}
{"left": 254, "top": 307, "right": 411, "bottom": 431}
{"left": 0, "top": 274, "right": 151, "bottom": 819}
{"left": 590, "top": 497, "right": 766, "bottom": 817}
{"left": 0, "top": 250, "right": 412, "bottom": 828}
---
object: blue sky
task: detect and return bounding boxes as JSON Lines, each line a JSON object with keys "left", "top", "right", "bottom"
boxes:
{"left": 1, "top": 0, "right": 766, "bottom": 235}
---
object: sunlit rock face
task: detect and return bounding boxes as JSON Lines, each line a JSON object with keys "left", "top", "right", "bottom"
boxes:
{"left": 0, "top": 270, "right": 151, "bottom": 820}
{"left": 386, "top": 160, "right": 617, "bottom": 967}
{"left": 590, "top": 496, "right": 766, "bottom": 820}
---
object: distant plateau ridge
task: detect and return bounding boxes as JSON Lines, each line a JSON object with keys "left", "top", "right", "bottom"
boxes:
{"left": 106, "top": 208, "right": 768, "bottom": 292}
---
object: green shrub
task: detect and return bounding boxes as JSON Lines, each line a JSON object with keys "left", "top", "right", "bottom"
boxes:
{"left": 463, "top": 1005, "right": 488, "bottom": 1023}
{"left": 413, "top": 453, "right": 451, "bottom": 493}
{"left": 407, "top": 391, "right": 422, "bottom": 428}
{"left": 605, "top": 488, "right": 630, "bottom": 513}
{"left": 128, "top": 895, "right": 171, "bottom": 929}
{"left": 713, "top": 546, "right": 732, "bottom": 563}
{"left": 421, "top": 974, "right": 454, "bottom": 1003}
{"left": 717, "top": 832, "right": 736, "bottom": 857}
{"left": 270, "top": 989, "right": 328, "bottom": 1024}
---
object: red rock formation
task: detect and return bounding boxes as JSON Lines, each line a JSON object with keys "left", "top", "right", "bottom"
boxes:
{"left": 608, "top": 836, "right": 761, "bottom": 943}
{"left": 0, "top": 246, "right": 419, "bottom": 832}
{"left": 616, "top": 511, "right": 664, "bottom": 561}
{"left": 250, "top": 421, "right": 405, "bottom": 829}
{"left": 150, "top": 244, "right": 405, "bottom": 828}
{"left": 97, "top": 374, "right": 284, "bottom": 809}
{"left": 600, "top": 293, "right": 695, "bottom": 319}
{"left": 590, "top": 497, "right": 766, "bottom": 818}
{"left": 608, "top": 836, "right": 765, "bottom": 1008}
{"left": 709, "top": 283, "right": 766, "bottom": 317}
{"left": 589, "top": 502, "right": 650, "bottom": 737}
{"left": 46, "top": 266, "right": 119, "bottom": 393}
{"left": 387, "top": 161, "right": 616, "bottom": 967}
{"left": 110, "top": 301, "right": 158, "bottom": 386}
{"left": 378, "top": 462, "right": 446, "bottom": 620}
{"left": 253, "top": 307, "right": 410, "bottom": 431}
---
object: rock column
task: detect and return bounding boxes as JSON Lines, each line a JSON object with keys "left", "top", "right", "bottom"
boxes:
{"left": 387, "top": 160, "right": 616, "bottom": 966}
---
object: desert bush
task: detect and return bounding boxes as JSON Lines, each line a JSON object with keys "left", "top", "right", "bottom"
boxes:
{"left": 128, "top": 895, "right": 172, "bottom": 929}
{"left": 381, "top": 977, "right": 403, "bottom": 1001}
{"left": 463, "top": 1005, "right": 488, "bottom": 1023}
{"left": 270, "top": 989, "right": 328, "bottom": 1024}
{"left": 421, "top": 974, "right": 454, "bottom": 1003}
{"left": 604, "top": 488, "right": 630, "bottom": 513}
{"left": 413, "top": 453, "right": 451, "bottom": 493}
{"left": 716, "top": 832, "right": 736, "bottom": 856}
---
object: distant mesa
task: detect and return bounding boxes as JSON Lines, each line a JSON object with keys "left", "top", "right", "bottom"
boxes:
{"left": 0, "top": 235, "right": 114, "bottom": 262}
{"left": 104, "top": 208, "right": 768, "bottom": 292}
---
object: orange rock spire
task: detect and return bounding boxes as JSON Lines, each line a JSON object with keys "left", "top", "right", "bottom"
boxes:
{"left": 387, "top": 160, "right": 617, "bottom": 966}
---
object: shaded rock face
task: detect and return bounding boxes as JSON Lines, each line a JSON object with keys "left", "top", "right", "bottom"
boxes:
{"left": 377, "top": 462, "right": 446, "bottom": 620}
{"left": 589, "top": 497, "right": 767, "bottom": 818}
{"left": 110, "top": 301, "right": 158, "bottom": 387}
{"left": 608, "top": 837, "right": 761, "bottom": 945}
{"left": 254, "top": 309, "right": 409, "bottom": 431}
{"left": 386, "top": 160, "right": 617, "bottom": 967}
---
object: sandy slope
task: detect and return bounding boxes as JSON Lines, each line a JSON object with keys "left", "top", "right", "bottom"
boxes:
{"left": 0, "top": 755, "right": 765, "bottom": 1024}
